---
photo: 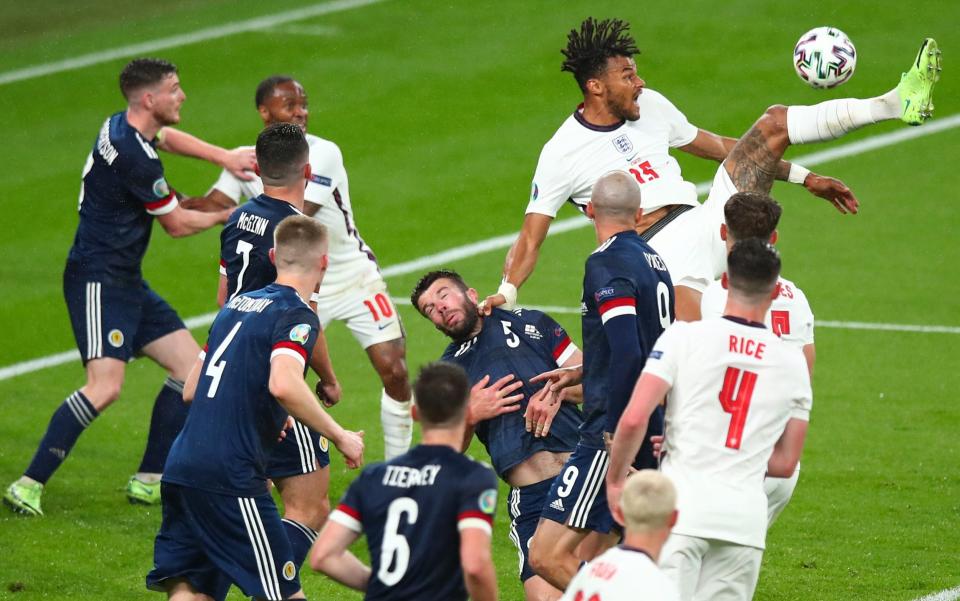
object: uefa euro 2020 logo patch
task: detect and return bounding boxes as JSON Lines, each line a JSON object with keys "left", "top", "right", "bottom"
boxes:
{"left": 479, "top": 489, "right": 497, "bottom": 515}
{"left": 152, "top": 177, "right": 170, "bottom": 198}
{"left": 289, "top": 324, "right": 311, "bottom": 344}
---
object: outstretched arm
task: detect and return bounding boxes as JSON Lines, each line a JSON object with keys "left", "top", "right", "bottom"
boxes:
{"left": 481, "top": 213, "right": 552, "bottom": 313}
{"left": 309, "top": 521, "right": 370, "bottom": 591}
{"left": 157, "top": 127, "right": 256, "bottom": 180}
{"left": 156, "top": 204, "right": 233, "bottom": 238}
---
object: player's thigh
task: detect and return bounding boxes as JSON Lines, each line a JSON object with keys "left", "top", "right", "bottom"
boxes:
{"left": 524, "top": 576, "right": 562, "bottom": 601}
{"left": 530, "top": 517, "right": 588, "bottom": 561}
{"left": 318, "top": 278, "right": 404, "bottom": 350}
{"left": 539, "top": 446, "right": 615, "bottom": 533}
{"left": 574, "top": 530, "right": 619, "bottom": 562}
{"left": 659, "top": 533, "right": 709, "bottom": 601}
{"left": 701, "top": 165, "right": 739, "bottom": 276}
{"left": 267, "top": 421, "right": 330, "bottom": 518}
{"left": 765, "top": 466, "right": 800, "bottom": 527}
{"left": 695, "top": 541, "right": 763, "bottom": 601}
{"left": 136, "top": 285, "right": 195, "bottom": 379}
{"left": 63, "top": 272, "right": 143, "bottom": 365}
{"left": 274, "top": 465, "right": 331, "bottom": 527}
{"left": 81, "top": 357, "right": 127, "bottom": 410}
{"left": 647, "top": 209, "right": 715, "bottom": 296}
{"left": 509, "top": 479, "right": 560, "bottom": 585}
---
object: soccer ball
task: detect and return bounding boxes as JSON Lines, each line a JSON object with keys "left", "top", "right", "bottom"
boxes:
{"left": 793, "top": 27, "right": 857, "bottom": 89}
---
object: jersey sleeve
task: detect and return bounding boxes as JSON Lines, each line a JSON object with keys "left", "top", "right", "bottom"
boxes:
{"left": 525, "top": 144, "right": 573, "bottom": 218}
{"left": 647, "top": 89, "right": 698, "bottom": 148}
{"left": 457, "top": 463, "right": 499, "bottom": 535}
{"left": 304, "top": 141, "right": 344, "bottom": 207}
{"left": 211, "top": 167, "right": 245, "bottom": 203}
{"left": 788, "top": 351, "right": 814, "bottom": 421}
{"left": 329, "top": 474, "right": 365, "bottom": 533}
{"left": 118, "top": 147, "right": 177, "bottom": 216}
{"left": 532, "top": 311, "right": 579, "bottom": 366}
{"left": 699, "top": 280, "right": 726, "bottom": 320}
{"left": 640, "top": 322, "right": 686, "bottom": 386}
{"left": 269, "top": 307, "right": 320, "bottom": 371}
{"left": 792, "top": 286, "right": 816, "bottom": 346}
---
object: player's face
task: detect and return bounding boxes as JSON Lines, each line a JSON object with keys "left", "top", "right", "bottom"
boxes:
{"left": 260, "top": 81, "right": 309, "bottom": 132}
{"left": 149, "top": 74, "right": 186, "bottom": 126}
{"left": 600, "top": 55, "right": 645, "bottom": 121}
{"left": 417, "top": 278, "right": 481, "bottom": 341}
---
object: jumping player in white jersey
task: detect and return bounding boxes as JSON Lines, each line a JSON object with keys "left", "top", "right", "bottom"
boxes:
{"left": 560, "top": 470, "right": 680, "bottom": 601}
{"left": 607, "top": 239, "right": 813, "bottom": 601}
{"left": 187, "top": 76, "right": 413, "bottom": 460}
{"left": 699, "top": 192, "right": 815, "bottom": 527}
{"left": 481, "top": 17, "right": 941, "bottom": 321}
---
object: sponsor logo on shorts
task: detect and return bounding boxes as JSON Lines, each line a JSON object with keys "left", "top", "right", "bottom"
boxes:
{"left": 377, "top": 320, "right": 396, "bottom": 331}
{"left": 282, "top": 561, "right": 296, "bottom": 581}
{"left": 549, "top": 498, "right": 565, "bottom": 512}
{"left": 612, "top": 134, "right": 633, "bottom": 154}
{"left": 152, "top": 177, "right": 170, "bottom": 198}
{"left": 479, "top": 489, "right": 498, "bottom": 515}
{"left": 108, "top": 329, "right": 124, "bottom": 348}
{"left": 289, "top": 324, "right": 311, "bottom": 344}
{"left": 309, "top": 174, "right": 332, "bottom": 187}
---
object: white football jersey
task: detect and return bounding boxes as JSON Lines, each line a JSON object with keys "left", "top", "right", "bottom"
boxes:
{"left": 643, "top": 318, "right": 812, "bottom": 549}
{"left": 212, "top": 133, "right": 379, "bottom": 296}
{"left": 525, "top": 89, "right": 699, "bottom": 217}
{"left": 560, "top": 546, "right": 680, "bottom": 601}
{"left": 700, "top": 275, "right": 815, "bottom": 348}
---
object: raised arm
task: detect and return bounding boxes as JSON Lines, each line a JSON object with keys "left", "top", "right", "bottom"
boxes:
{"left": 481, "top": 213, "right": 552, "bottom": 313}
{"left": 156, "top": 127, "right": 256, "bottom": 180}
{"left": 155, "top": 203, "right": 233, "bottom": 238}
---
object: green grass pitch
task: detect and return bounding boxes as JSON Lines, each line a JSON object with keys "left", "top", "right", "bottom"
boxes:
{"left": 0, "top": 1, "right": 958, "bottom": 599}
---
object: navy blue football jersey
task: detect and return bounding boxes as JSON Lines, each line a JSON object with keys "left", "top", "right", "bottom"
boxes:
{"left": 580, "top": 231, "right": 674, "bottom": 448}
{"left": 442, "top": 308, "right": 582, "bottom": 476}
{"left": 219, "top": 194, "right": 302, "bottom": 300}
{"left": 163, "top": 284, "right": 319, "bottom": 497}
{"left": 330, "top": 445, "right": 499, "bottom": 601}
{"left": 68, "top": 112, "right": 176, "bottom": 285}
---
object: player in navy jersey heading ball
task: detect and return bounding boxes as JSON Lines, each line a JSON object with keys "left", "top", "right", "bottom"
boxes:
{"left": 311, "top": 362, "right": 499, "bottom": 601}
{"left": 4, "top": 57, "right": 259, "bottom": 516}
{"left": 147, "top": 215, "right": 364, "bottom": 601}
{"left": 529, "top": 171, "right": 675, "bottom": 590}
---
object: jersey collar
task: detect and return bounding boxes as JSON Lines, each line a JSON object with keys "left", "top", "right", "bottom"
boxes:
{"left": 617, "top": 544, "right": 654, "bottom": 561}
{"left": 722, "top": 315, "right": 766, "bottom": 329}
{"left": 573, "top": 104, "right": 625, "bottom": 132}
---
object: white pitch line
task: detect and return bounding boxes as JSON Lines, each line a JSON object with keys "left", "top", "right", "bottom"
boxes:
{"left": 914, "top": 586, "right": 960, "bottom": 601}
{"left": 0, "top": 0, "right": 388, "bottom": 87}
{"left": 2, "top": 116, "right": 958, "bottom": 382}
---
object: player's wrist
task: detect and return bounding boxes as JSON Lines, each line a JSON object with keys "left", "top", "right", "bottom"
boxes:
{"left": 497, "top": 281, "right": 518, "bottom": 309}
{"left": 788, "top": 163, "right": 811, "bottom": 185}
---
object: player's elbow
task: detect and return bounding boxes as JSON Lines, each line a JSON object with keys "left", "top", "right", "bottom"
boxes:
{"left": 767, "top": 453, "right": 800, "bottom": 478}
{"left": 460, "top": 546, "right": 493, "bottom": 580}
{"left": 268, "top": 371, "right": 292, "bottom": 403}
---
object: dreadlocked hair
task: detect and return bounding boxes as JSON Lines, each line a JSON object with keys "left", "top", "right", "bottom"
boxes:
{"left": 561, "top": 17, "right": 640, "bottom": 92}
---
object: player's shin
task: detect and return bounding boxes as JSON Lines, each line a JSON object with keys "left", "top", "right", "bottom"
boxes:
{"left": 137, "top": 377, "right": 189, "bottom": 476}
{"left": 23, "top": 390, "right": 100, "bottom": 484}
{"left": 380, "top": 389, "right": 412, "bottom": 460}
{"left": 785, "top": 93, "right": 899, "bottom": 144}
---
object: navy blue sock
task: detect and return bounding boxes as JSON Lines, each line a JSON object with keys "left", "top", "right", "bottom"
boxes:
{"left": 24, "top": 391, "right": 99, "bottom": 484}
{"left": 282, "top": 518, "right": 318, "bottom": 568}
{"left": 137, "top": 377, "right": 189, "bottom": 474}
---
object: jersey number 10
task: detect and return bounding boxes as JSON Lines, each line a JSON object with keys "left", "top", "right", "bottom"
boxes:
{"left": 718, "top": 367, "right": 758, "bottom": 450}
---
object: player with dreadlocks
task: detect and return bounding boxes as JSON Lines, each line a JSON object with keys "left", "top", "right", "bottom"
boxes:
{"left": 481, "top": 17, "right": 940, "bottom": 322}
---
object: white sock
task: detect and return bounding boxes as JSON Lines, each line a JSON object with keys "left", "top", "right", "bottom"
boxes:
{"left": 135, "top": 472, "right": 162, "bottom": 484}
{"left": 786, "top": 90, "right": 900, "bottom": 144}
{"left": 380, "top": 390, "right": 412, "bottom": 460}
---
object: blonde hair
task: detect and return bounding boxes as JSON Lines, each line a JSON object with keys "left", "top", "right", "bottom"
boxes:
{"left": 620, "top": 470, "right": 676, "bottom": 532}
{"left": 273, "top": 216, "right": 327, "bottom": 273}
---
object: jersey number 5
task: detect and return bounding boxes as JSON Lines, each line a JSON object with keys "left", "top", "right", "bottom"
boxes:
{"left": 378, "top": 497, "right": 419, "bottom": 586}
{"left": 718, "top": 367, "right": 758, "bottom": 450}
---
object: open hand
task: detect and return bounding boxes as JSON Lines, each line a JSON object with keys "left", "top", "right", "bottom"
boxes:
{"left": 804, "top": 173, "right": 859, "bottom": 214}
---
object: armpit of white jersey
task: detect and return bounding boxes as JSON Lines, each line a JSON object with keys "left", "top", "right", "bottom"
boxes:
{"left": 700, "top": 275, "right": 815, "bottom": 347}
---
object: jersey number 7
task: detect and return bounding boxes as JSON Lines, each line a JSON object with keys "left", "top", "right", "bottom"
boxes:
{"left": 718, "top": 367, "right": 758, "bottom": 450}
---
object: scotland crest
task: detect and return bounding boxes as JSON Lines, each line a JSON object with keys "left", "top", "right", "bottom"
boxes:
{"left": 612, "top": 134, "right": 633, "bottom": 154}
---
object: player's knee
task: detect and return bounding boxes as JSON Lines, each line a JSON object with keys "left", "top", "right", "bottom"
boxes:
{"left": 528, "top": 540, "right": 555, "bottom": 576}
{"left": 84, "top": 380, "right": 122, "bottom": 408}
{"left": 305, "top": 496, "right": 331, "bottom": 531}
{"left": 380, "top": 360, "right": 410, "bottom": 400}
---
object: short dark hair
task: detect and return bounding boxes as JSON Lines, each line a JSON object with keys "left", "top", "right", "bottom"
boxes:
{"left": 255, "top": 75, "right": 296, "bottom": 108}
{"left": 413, "top": 362, "right": 470, "bottom": 427}
{"left": 724, "top": 192, "right": 783, "bottom": 241}
{"left": 410, "top": 269, "right": 469, "bottom": 314}
{"left": 561, "top": 18, "right": 640, "bottom": 92}
{"left": 727, "top": 238, "right": 781, "bottom": 299}
{"left": 119, "top": 58, "right": 178, "bottom": 100}
{"left": 255, "top": 123, "right": 309, "bottom": 186}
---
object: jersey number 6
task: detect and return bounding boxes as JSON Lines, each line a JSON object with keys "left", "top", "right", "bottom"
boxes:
{"left": 718, "top": 367, "right": 757, "bottom": 450}
{"left": 378, "top": 497, "right": 419, "bottom": 586}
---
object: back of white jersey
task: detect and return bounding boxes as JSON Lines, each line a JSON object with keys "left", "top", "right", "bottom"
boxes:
{"left": 700, "top": 275, "right": 815, "bottom": 348}
{"left": 212, "top": 133, "right": 378, "bottom": 296}
{"left": 643, "top": 318, "right": 812, "bottom": 548}
{"left": 526, "top": 89, "right": 699, "bottom": 217}
{"left": 560, "top": 546, "right": 680, "bottom": 601}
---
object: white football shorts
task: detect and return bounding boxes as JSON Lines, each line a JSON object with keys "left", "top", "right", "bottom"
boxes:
{"left": 659, "top": 533, "right": 763, "bottom": 601}
{"left": 315, "top": 273, "right": 404, "bottom": 349}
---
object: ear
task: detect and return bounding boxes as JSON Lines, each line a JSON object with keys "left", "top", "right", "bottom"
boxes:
{"left": 611, "top": 498, "right": 626, "bottom": 526}
{"left": 585, "top": 201, "right": 596, "bottom": 221}
{"left": 771, "top": 281, "right": 781, "bottom": 300}
{"left": 467, "top": 287, "right": 479, "bottom": 305}
{"left": 320, "top": 253, "right": 329, "bottom": 271}
{"left": 254, "top": 163, "right": 261, "bottom": 177}
{"left": 668, "top": 509, "right": 678, "bottom": 528}
{"left": 720, "top": 223, "right": 728, "bottom": 241}
{"left": 634, "top": 206, "right": 644, "bottom": 226}
{"left": 584, "top": 77, "right": 604, "bottom": 97}
{"left": 268, "top": 247, "right": 276, "bottom": 266}
{"left": 303, "top": 162, "right": 312, "bottom": 182}
{"left": 257, "top": 104, "right": 270, "bottom": 124}
{"left": 411, "top": 403, "right": 421, "bottom": 423}
{"left": 769, "top": 230, "right": 778, "bottom": 245}
{"left": 720, "top": 272, "right": 729, "bottom": 290}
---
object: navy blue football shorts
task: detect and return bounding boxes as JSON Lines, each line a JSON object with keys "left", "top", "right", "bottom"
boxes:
{"left": 147, "top": 483, "right": 300, "bottom": 601}
{"left": 507, "top": 477, "right": 555, "bottom": 582}
{"left": 267, "top": 419, "right": 330, "bottom": 479}
{"left": 539, "top": 444, "right": 614, "bottom": 534}
{"left": 63, "top": 268, "right": 185, "bottom": 364}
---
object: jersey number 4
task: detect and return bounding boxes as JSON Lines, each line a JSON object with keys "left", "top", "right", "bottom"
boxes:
{"left": 204, "top": 322, "right": 243, "bottom": 398}
{"left": 718, "top": 367, "right": 758, "bottom": 450}
{"left": 378, "top": 497, "right": 419, "bottom": 586}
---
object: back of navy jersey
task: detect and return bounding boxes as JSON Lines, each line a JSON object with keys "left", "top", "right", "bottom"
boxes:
{"left": 580, "top": 231, "right": 674, "bottom": 447}
{"left": 330, "top": 445, "right": 499, "bottom": 601}
{"left": 163, "top": 284, "right": 319, "bottom": 497}
{"left": 68, "top": 112, "right": 177, "bottom": 285}
{"left": 219, "top": 194, "right": 302, "bottom": 300}
{"left": 441, "top": 308, "right": 582, "bottom": 476}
